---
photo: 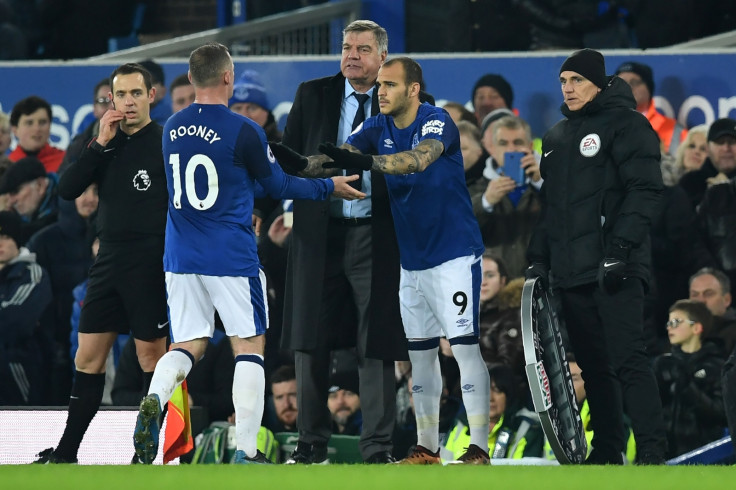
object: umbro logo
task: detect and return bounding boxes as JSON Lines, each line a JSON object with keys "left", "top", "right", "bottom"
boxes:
{"left": 383, "top": 138, "right": 394, "bottom": 148}
{"left": 461, "top": 383, "right": 475, "bottom": 393}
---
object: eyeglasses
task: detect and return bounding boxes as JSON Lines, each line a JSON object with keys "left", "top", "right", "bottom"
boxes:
{"left": 666, "top": 318, "right": 695, "bottom": 329}
{"left": 95, "top": 97, "right": 112, "bottom": 105}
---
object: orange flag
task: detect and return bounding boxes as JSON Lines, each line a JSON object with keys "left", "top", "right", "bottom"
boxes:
{"left": 163, "top": 380, "right": 193, "bottom": 463}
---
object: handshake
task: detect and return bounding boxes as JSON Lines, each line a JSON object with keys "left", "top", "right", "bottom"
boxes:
{"left": 269, "top": 142, "right": 373, "bottom": 174}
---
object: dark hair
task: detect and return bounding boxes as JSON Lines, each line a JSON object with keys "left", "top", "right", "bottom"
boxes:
{"left": 669, "top": 299, "right": 713, "bottom": 336}
{"left": 109, "top": 63, "right": 153, "bottom": 92}
{"left": 442, "top": 102, "right": 478, "bottom": 127}
{"left": 188, "top": 43, "right": 231, "bottom": 88}
{"left": 383, "top": 57, "right": 423, "bottom": 88}
{"left": 138, "top": 59, "right": 165, "bottom": 85}
{"left": 689, "top": 267, "right": 731, "bottom": 295}
{"left": 488, "top": 363, "right": 518, "bottom": 412}
{"left": 481, "top": 252, "right": 509, "bottom": 281}
{"left": 270, "top": 364, "right": 296, "bottom": 385}
{"left": 169, "top": 73, "right": 191, "bottom": 93}
{"left": 343, "top": 20, "right": 388, "bottom": 55}
{"left": 10, "top": 96, "right": 52, "bottom": 126}
{"left": 93, "top": 77, "right": 110, "bottom": 97}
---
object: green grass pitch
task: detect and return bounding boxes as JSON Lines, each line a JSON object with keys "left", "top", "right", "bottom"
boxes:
{"left": 1, "top": 465, "right": 732, "bottom": 490}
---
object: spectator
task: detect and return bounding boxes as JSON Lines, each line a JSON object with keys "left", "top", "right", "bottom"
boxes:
{"left": 477, "top": 254, "right": 526, "bottom": 391}
{"left": 661, "top": 124, "right": 709, "bottom": 187}
{"left": 229, "top": 70, "right": 282, "bottom": 142}
{"left": 471, "top": 74, "right": 514, "bottom": 126}
{"left": 8, "top": 96, "right": 64, "bottom": 173}
{"left": 0, "top": 111, "right": 11, "bottom": 155}
{"left": 0, "top": 156, "right": 59, "bottom": 245}
{"left": 58, "top": 78, "right": 112, "bottom": 175}
{"left": 689, "top": 267, "right": 736, "bottom": 355}
{"left": 645, "top": 183, "right": 716, "bottom": 354}
{"left": 0, "top": 210, "right": 52, "bottom": 405}
{"left": 697, "top": 174, "right": 736, "bottom": 289}
{"left": 267, "top": 364, "right": 298, "bottom": 433}
{"left": 472, "top": 114, "right": 542, "bottom": 277}
{"left": 169, "top": 74, "right": 195, "bottom": 114}
{"left": 441, "top": 102, "right": 477, "bottom": 127}
{"left": 138, "top": 59, "right": 172, "bottom": 126}
{"left": 327, "top": 370, "right": 362, "bottom": 436}
{"left": 444, "top": 364, "right": 543, "bottom": 461}
{"left": 615, "top": 61, "right": 688, "bottom": 157}
{"left": 653, "top": 300, "right": 727, "bottom": 458}
{"left": 456, "top": 120, "right": 485, "bottom": 189}
{"left": 0, "top": 156, "right": 12, "bottom": 211}
{"left": 27, "top": 184, "right": 98, "bottom": 404}
{"left": 679, "top": 118, "right": 736, "bottom": 210}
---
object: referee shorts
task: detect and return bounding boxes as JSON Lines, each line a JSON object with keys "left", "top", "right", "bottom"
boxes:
{"left": 78, "top": 236, "right": 169, "bottom": 341}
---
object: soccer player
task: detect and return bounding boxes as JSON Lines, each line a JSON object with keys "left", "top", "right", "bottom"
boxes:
{"left": 132, "top": 42, "right": 364, "bottom": 465}
{"left": 277, "top": 57, "right": 491, "bottom": 464}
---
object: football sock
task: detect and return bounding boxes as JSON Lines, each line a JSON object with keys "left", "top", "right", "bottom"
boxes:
{"left": 407, "top": 339, "right": 442, "bottom": 452}
{"left": 141, "top": 371, "right": 154, "bottom": 400}
{"left": 147, "top": 348, "right": 194, "bottom": 409}
{"left": 55, "top": 371, "right": 105, "bottom": 460}
{"left": 450, "top": 340, "right": 491, "bottom": 453}
{"left": 233, "top": 354, "right": 265, "bottom": 458}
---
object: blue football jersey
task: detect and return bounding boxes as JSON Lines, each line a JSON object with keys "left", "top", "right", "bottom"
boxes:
{"left": 347, "top": 103, "right": 483, "bottom": 270}
{"left": 163, "top": 104, "right": 334, "bottom": 276}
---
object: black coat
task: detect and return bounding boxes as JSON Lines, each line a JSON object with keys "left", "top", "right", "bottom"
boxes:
{"left": 27, "top": 198, "right": 94, "bottom": 344}
{"left": 653, "top": 342, "right": 727, "bottom": 458}
{"left": 279, "top": 72, "right": 406, "bottom": 360}
{"left": 527, "top": 76, "right": 663, "bottom": 289}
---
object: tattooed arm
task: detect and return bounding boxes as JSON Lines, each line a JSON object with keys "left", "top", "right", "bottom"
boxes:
{"left": 318, "top": 140, "right": 445, "bottom": 175}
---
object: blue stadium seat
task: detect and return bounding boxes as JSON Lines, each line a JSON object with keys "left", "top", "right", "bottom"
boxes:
{"left": 108, "top": 3, "right": 147, "bottom": 52}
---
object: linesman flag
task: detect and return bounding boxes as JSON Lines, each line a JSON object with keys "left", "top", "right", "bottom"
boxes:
{"left": 163, "top": 380, "right": 193, "bottom": 463}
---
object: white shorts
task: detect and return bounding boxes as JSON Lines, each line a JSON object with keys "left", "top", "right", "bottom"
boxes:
{"left": 399, "top": 254, "right": 481, "bottom": 341}
{"left": 165, "top": 270, "right": 269, "bottom": 343}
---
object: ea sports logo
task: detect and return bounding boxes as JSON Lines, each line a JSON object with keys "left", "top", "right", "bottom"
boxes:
{"left": 579, "top": 133, "right": 601, "bottom": 157}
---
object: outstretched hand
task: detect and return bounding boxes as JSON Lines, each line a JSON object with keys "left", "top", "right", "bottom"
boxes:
{"left": 331, "top": 175, "right": 366, "bottom": 200}
{"left": 319, "top": 143, "right": 373, "bottom": 171}
{"left": 269, "top": 142, "right": 308, "bottom": 174}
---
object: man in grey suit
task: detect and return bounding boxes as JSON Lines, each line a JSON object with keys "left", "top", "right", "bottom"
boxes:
{"left": 277, "top": 20, "right": 404, "bottom": 464}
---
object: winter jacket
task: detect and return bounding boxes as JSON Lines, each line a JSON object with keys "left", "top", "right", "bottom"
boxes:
{"left": 698, "top": 178, "right": 736, "bottom": 286}
{"left": 653, "top": 342, "right": 727, "bottom": 458}
{"left": 0, "top": 248, "right": 52, "bottom": 404}
{"left": 527, "top": 76, "right": 663, "bottom": 289}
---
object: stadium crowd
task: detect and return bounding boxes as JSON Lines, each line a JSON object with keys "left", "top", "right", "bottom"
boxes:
{"left": 1, "top": 18, "right": 735, "bottom": 466}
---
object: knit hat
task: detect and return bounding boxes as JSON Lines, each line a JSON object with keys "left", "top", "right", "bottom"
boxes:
{"left": 328, "top": 369, "right": 360, "bottom": 395}
{"left": 615, "top": 61, "right": 654, "bottom": 97}
{"left": 472, "top": 74, "right": 514, "bottom": 109}
{"left": 481, "top": 108, "right": 514, "bottom": 136}
{"left": 707, "top": 118, "right": 736, "bottom": 142}
{"left": 0, "top": 156, "right": 46, "bottom": 195}
{"left": 0, "top": 210, "right": 22, "bottom": 249}
{"left": 559, "top": 49, "right": 607, "bottom": 89}
{"left": 229, "top": 70, "right": 270, "bottom": 111}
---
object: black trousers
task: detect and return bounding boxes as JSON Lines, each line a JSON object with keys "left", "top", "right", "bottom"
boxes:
{"left": 559, "top": 278, "right": 667, "bottom": 458}
{"left": 294, "top": 223, "right": 395, "bottom": 460}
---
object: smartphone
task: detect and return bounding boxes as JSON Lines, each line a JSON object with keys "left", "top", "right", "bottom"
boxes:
{"left": 503, "top": 151, "right": 526, "bottom": 185}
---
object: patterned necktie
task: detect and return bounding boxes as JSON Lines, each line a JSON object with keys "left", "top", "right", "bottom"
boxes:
{"left": 347, "top": 92, "right": 371, "bottom": 190}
